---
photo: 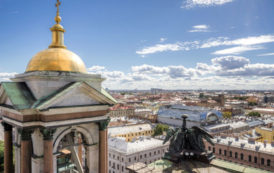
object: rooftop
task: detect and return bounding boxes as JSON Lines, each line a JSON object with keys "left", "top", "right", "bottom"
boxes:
{"left": 108, "top": 123, "right": 154, "bottom": 136}
{"left": 108, "top": 137, "right": 168, "bottom": 154}
{"left": 213, "top": 136, "right": 274, "bottom": 154}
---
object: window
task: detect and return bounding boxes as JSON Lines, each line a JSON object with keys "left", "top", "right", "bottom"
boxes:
{"left": 213, "top": 147, "right": 215, "bottom": 153}
{"left": 140, "top": 155, "right": 142, "bottom": 159}
{"left": 261, "top": 158, "right": 265, "bottom": 165}
{"left": 122, "top": 166, "right": 124, "bottom": 172}
{"left": 109, "top": 153, "right": 111, "bottom": 157}
{"left": 149, "top": 152, "right": 151, "bottom": 157}
{"left": 145, "top": 154, "right": 147, "bottom": 158}
{"left": 117, "top": 164, "right": 119, "bottom": 170}
{"left": 249, "top": 155, "right": 252, "bottom": 162}
{"left": 154, "top": 151, "right": 156, "bottom": 155}
{"left": 224, "top": 150, "right": 227, "bottom": 156}
{"left": 113, "top": 155, "right": 115, "bottom": 159}
{"left": 158, "top": 150, "right": 160, "bottom": 154}
{"left": 113, "top": 163, "right": 115, "bottom": 169}
{"left": 208, "top": 146, "right": 211, "bottom": 151}
{"left": 219, "top": 149, "right": 222, "bottom": 155}
{"left": 254, "top": 156, "right": 257, "bottom": 164}
{"left": 122, "top": 158, "right": 123, "bottom": 162}
{"left": 230, "top": 151, "right": 232, "bottom": 157}
{"left": 129, "top": 158, "right": 131, "bottom": 162}
{"left": 235, "top": 152, "right": 238, "bottom": 159}
{"left": 109, "top": 161, "right": 111, "bottom": 166}
{"left": 117, "top": 156, "right": 119, "bottom": 160}
{"left": 240, "top": 153, "right": 244, "bottom": 160}
{"left": 267, "top": 159, "right": 271, "bottom": 166}
{"left": 134, "top": 156, "right": 137, "bottom": 161}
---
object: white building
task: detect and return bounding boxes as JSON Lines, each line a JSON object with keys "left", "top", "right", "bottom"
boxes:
{"left": 108, "top": 137, "right": 169, "bottom": 173}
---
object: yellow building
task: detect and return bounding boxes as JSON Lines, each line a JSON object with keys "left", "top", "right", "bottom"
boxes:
{"left": 108, "top": 123, "right": 154, "bottom": 142}
{"left": 255, "top": 126, "right": 274, "bottom": 143}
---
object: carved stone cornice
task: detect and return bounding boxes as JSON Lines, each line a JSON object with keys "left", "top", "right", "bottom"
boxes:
{"left": 1, "top": 122, "right": 12, "bottom": 131}
{"left": 97, "top": 117, "right": 110, "bottom": 131}
{"left": 18, "top": 128, "right": 33, "bottom": 141}
{"left": 40, "top": 128, "right": 56, "bottom": 140}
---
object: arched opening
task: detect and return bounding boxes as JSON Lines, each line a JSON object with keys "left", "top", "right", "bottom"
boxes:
{"left": 56, "top": 131, "right": 89, "bottom": 173}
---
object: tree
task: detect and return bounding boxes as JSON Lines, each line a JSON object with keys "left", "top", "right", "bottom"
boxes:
{"left": 223, "top": 112, "right": 232, "bottom": 119}
{"left": 0, "top": 141, "right": 4, "bottom": 171}
{"left": 247, "top": 111, "right": 261, "bottom": 117}
{"left": 248, "top": 101, "right": 257, "bottom": 106}
{"left": 153, "top": 124, "right": 169, "bottom": 136}
{"left": 199, "top": 93, "right": 204, "bottom": 98}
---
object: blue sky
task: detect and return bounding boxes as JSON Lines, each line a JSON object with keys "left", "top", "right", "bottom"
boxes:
{"left": 0, "top": 0, "right": 273, "bottom": 89}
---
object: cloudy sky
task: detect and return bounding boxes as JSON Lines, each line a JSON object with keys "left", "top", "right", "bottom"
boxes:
{"left": 0, "top": 0, "right": 273, "bottom": 90}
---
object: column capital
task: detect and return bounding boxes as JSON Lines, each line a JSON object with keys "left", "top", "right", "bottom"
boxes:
{"left": 18, "top": 128, "right": 33, "bottom": 141}
{"left": 97, "top": 117, "right": 110, "bottom": 131}
{"left": 40, "top": 128, "right": 56, "bottom": 140}
{"left": 1, "top": 122, "right": 12, "bottom": 131}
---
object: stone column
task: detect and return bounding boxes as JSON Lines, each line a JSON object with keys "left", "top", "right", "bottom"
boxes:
{"left": 20, "top": 129, "right": 33, "bottom": 173}
{"left": 98, "top": 118, "right": 110, "bottom": 173}
{"left": 2, "top": 123, "right": 13, "bottom": 173}
{"left": 41, "top": 128, "right": 56, "bottom": 173}
{"left": 78, "top": 136, "right": 83, "bottom": 164}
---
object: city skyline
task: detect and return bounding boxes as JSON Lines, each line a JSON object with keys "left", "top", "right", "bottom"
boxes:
{"left": 0, "top": 0, "right": 273, "bottom": 90}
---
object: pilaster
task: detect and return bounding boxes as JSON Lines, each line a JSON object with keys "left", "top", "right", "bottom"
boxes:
{"left": 41, "top": 128, "right": 56, "bottom": 173}
{"left": 97, "top": 118, "right": 110, "bottom": 173}
{"left": 19, "top": 128, "right": 33, "bottom": 173}
{"left": 2, "top": 122, "right": 13, "bottom": 173}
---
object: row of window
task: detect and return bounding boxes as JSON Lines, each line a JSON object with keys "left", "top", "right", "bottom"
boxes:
{"left": 116, "top": 130, "right": 154, "bottom": 138}
{"left": 209, "top": 146, "right": 272, "bottom": 166}
{"left": 109, "top": 148, "right": 167, "bottom": 162}
{"left": 109, "top": 157, "right": 163, "bottom": 173}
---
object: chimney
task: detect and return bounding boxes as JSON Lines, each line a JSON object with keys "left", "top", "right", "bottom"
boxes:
{"left": 248, "top": 138, "right": 255, "bottom": 144}
{"left": 271, "top": 141, "right": 274, "bottom": 147}
{"left": 264, "top": 140, "right": 268, "bottom": 147}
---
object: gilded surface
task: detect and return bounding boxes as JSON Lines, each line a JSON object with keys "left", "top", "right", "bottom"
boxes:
{"left": 26, "top": 48, "right": 87, "bottom": 73}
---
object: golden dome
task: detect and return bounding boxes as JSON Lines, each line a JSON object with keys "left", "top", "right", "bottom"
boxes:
{"left": 26, "top": 48, "right": 87, "bottom": 73}
{"left": 25, "top": 0, "right": 87, "bottom": 73}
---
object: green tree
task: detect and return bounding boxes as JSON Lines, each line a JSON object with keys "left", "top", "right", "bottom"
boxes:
{"left": 153, "top": 124, "right": 169, "bottom": 136}
{"left": 248, "top": 101, "right": 257, "bottom": 106}
{"left": 223, "top": 112, "right": 232, "bottom": 119}
{"left": 0, "top": 141, "right": 4, "bottom": 172}
{"left": 199, "top": 93, "right": 204, "bottom": 98}
{"left": 247, "top": 111, "right": 261, "bottom": 117}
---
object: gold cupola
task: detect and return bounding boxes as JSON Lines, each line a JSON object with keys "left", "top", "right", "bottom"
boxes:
{"left": 26, "top": 0, "right": 87, "bottom": 73}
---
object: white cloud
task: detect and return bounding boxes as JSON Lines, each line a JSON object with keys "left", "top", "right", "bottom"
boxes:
{"left": 87, "top": 66, "right": 106, "bottom": 72}
{"left": 136, "top": 41, "right": 199, "bottom": 56}
{"left": 87, "top": 56, "right": 274, "bottom": 90}
{"left": 160, "top": 38, "right": 167, "bottom": 42}
{"left": 258, "top": 52, "right": 274, "bottom": 56}
{"left": 212, "top": 46, "right": 263, "bottom": 55}
{"left": 189, "top": 25, "right": 210, "bottom": 32}
{"left": 137, "top": 35, "right": 274, "bottom": 56}
{"left": 201, "top": 35, "right": 274, "bottom": 48}
{"left": 182, "top": 0, "right": 234, "bottom": 9}
{"left": 0, "top": 72, "right": 17, "bottom": 82}
{"left": 211, "top": 56, "right": 250, "bottom": 69}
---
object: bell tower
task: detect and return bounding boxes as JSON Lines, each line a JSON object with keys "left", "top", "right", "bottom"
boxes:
{"left": 0, "top": 1, "right": 116, "bottom": 173}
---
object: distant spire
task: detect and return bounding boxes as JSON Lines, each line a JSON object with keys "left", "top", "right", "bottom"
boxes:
{"left": 49, "top": 0, "right": 66, "bottom": 49}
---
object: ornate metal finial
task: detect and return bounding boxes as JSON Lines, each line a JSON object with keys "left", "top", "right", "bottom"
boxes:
{"left": 55, "top": 0, "right": 62, "bottom": 24}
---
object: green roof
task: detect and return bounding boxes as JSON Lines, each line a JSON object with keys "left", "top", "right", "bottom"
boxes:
{"left": 211, "top": 159, "right": 272, "bottom": 173}
{"left": 1, "top": 82, "right": 35, "bottom": 110}
{"left": 1, "top": 81, "right": 116, "bottom": 110}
